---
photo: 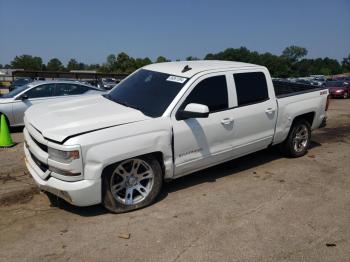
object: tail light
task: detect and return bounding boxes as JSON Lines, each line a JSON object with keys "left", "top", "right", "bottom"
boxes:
{"left": 325, "top": 95, "right": 330, "bottom": 111}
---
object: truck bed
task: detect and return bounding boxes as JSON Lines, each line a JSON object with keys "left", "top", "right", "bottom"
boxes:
{"left": 273, "top": 80, "right": 327, "bottom": 98}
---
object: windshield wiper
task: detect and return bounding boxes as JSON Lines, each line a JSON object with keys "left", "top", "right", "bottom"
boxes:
{"left": 116, "top": 100, "right": 142, "bottom": 111}
{"left": 102, "top": 94, "right": 142, "bottom": 112}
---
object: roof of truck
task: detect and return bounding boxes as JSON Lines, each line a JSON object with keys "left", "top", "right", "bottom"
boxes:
{"left": 143, "top": 60, "right": 261, "bottom": 78}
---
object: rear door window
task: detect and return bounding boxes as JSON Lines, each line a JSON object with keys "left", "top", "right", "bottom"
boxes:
{"left": 180, "top": 75, "right": 228, "bottom": 112}
{"left": 234, "top": 72, "right": 269, "bottom": 106}
{"left": 55, "top": 83, "right": 89, "bottom": 96}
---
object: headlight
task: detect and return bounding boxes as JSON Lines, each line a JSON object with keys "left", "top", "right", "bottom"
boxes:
{"left": 48, "top": 148, "right": 80, "bottom": 163}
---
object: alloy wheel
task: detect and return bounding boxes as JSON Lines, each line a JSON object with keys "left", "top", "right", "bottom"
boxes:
{"left": 292, "top": 125, "right": 309, "bottom": 153}
{"left": 110, "top": 159, "right": 154, "bottom": 205}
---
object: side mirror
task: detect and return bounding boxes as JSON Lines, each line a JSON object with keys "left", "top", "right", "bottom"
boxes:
{"left": 20, "top": 94, "right": 29, "bottom": 100}
{"left": 177, "top": 103, "right": 209, "bottom": 120}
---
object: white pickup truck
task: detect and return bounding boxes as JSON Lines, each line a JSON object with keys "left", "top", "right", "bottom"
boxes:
{"left": 23, "top": 61, "right": 329, "bottom": 213}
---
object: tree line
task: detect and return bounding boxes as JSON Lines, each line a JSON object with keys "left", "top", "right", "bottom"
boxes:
{"left": 1, "top": 46, "right": 349, "bottom": 77}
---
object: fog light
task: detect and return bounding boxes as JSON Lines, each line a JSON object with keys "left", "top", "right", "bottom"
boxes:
{"left": 49, "top": 166, "right": 81, "bottom": 176}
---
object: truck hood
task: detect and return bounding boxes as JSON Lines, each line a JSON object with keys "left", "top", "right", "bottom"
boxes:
{"left": 25, "top": 95, "right": 150, "bottom": 143}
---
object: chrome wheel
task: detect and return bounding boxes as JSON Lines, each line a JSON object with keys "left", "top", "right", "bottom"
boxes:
{"left": 110, "top": 159, "right": 154, "bottom": 205}
{"left": 292, "top": 125, "right": 309, "bottom": 153}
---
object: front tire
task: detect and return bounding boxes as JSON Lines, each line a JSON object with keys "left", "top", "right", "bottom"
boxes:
{"left": 343, "top": 92, "right": 349, "bottom": 99}
{"left": 279, "top": 119, "right": 311, "bottom": 157}
{"left": 102, "top": 156, "right": 163, "bottom": 213}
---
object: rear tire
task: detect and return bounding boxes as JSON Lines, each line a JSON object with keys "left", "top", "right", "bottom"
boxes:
{"left": 343, "top": 92, "right": 349, "bottom": 99}
{"left": 102, "top": 155, "right": 163, "bottom": 213}
{"left": 279, "top": 119, "right": 311, "bottom": 157}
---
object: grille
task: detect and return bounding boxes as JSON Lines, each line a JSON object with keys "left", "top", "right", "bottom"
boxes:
{"left": 30, "top": 134, "right": 48, "bottom": 152}
{"left": 30, "top": 151, "right": 49, "bottom": 172}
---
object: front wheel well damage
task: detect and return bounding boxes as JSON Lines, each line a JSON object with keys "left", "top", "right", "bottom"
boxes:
{"left": 101, "top": 151, "right": 165, "bottom": 180}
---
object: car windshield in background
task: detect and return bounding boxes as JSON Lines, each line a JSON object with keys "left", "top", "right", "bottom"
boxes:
{"left": 325, "top": 81, "right": 345, "bottom": 87}
{"left": 105, "top": 69, "right": 188, "bottom": 117}
{"left": 1, "top": 84, "right": 30, "bottom": 98}
{"left": 12, "top": 78, "right": 31, "bottom": 86}
{"left": 104, "top": 79, "right": 115, "bottom": 83}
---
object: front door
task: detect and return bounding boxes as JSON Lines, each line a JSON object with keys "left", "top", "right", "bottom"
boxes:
{"left": 171, "top": 73, "right": 236, "bottom": 176}
{"left": 13, "top": 83, "right": 56, "bottom": 125}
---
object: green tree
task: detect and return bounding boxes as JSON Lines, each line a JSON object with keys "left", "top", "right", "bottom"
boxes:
{"left": 156, "top": 56, "right": 170, "bottom": 63}
{"left": 116, "top": 52, "right": 135, "bottom": 73}
{"left": 135, "top": 57, "right": 152, "bottom": 69}
{"left": 10, "top": 55, "right": 43, "bottom": 70}
{"left": 282, "top": 45, "right": 308, "bottom": 62}
{"left": 0, "top": 64, "right": 3, "bottom": 69}
{"left": 47, "top": 58, "right": 64, "bottom": 71}
{"left": 67, "top": 58, "right": 79, "bottom": 70}
{"left": 186, "top": 56, "right": 199, "bottom": 61}
{"left": 106, "top": 54, "right": 117, "bottom": 71}
{"left": 342, "top": 54, "right": 350, "bottom": 72}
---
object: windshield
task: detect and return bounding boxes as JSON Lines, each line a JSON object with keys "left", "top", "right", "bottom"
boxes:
{"left": 325, "top": 81, "right": 344, "bottom": 87}
{"left": 12, "top": 78, "right": 31, "bottom": 86}
{"left": 105, "top": 69, "right": 188, "bottom": 117}
{"left": 1, "top": 84, "right": 31, "bottom": 98}
{"left": 104, "top": 78, "right": 116, "bottom": 83}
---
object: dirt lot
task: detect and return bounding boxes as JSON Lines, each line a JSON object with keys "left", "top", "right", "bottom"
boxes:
{"left": 0, "top": 99, "right": 349, "bottom": 262}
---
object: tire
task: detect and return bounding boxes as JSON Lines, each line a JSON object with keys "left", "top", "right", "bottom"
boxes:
{"left": 102, "top": 155, "right": 163, "bottom": 213}
{"left": 343, "top": 92, "right": 349, "bottom": 99}
{"left": 279, "top": 119, "right": 311, "bottom": 158}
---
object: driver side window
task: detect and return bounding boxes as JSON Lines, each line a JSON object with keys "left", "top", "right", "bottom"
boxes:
{"left": 180, "top": 75, "right": 228, "bottom": 112}
{"left": 25, "top": 84, "right": 55, "bottom": 99}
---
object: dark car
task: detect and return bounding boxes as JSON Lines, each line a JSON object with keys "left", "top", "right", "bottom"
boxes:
{"left": 325, "top": 81, "right": 350, "bottom": 99}
{"left": 97, "top": 78, "right": 118, "bottom": 90}
{"left": 9, "top": 78, "right": 33, "bottom": 92}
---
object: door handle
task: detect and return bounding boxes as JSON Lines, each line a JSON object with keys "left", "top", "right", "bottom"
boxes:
{"left": 221, "top": 117, "right": 234, "bottom": 125}
{"left": 265, "top": 108, "right": 275, "bottom": 114}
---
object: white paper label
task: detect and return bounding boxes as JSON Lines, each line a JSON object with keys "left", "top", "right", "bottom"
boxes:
{"left": 166, "top": 76, "right": 187, "bottom": 84}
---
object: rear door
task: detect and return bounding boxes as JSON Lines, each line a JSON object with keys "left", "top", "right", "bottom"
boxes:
{"left": 54, "top": 83, "right": 90, "bottom": 96}
{"left": 228, "top": 70, "right": 277, "bottom": 156}
{"left": 171, "top": 72, "right": 237, "bottom": 176}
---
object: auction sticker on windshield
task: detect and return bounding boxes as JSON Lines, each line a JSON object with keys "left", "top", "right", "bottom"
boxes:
{"left": 167, "top": 76, "right": 187, "bottom": 84}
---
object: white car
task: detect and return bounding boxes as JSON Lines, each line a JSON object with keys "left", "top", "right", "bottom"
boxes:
{"left": 23, "top": 61, "right": 329, "bottom": 213}
{"left": 0, "top": 80, "right": 104, "bottom": 126}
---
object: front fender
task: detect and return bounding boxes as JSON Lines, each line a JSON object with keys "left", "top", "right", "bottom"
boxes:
{"left": 74, "top": 118, "right": 173, "bottom": 180}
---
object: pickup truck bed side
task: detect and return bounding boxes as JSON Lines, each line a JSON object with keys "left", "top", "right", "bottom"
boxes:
{"left": 273, "top": 88, "right": 328, "bottom": 144}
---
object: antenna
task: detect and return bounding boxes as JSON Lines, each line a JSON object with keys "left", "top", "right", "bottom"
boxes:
{"left": 181, "top": 65, "right": 192, "bottom": 73}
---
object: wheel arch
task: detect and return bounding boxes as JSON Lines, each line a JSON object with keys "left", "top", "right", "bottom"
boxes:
{"left": 291, "top": 112, "right": 315, "bottom": 127}
{"left": 100, "top": 151, "right": 165, "bottom": 208}
{"left": 101, "top": 151, "right": 165, "bottom": 180}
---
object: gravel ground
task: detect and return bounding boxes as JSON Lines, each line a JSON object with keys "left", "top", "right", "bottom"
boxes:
{"left": 0, "top": 99, "right": 349, "bottom": 262}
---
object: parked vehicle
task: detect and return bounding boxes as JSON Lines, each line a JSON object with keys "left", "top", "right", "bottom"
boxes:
{"left": 9, "top": 77, "right": 33, "bottom": 92}
{"left": 325, "top": 81, "right": 350, "bottom": 98}
{"left": 97, "top": 78, "right": 118, "bottom": 90}
{"left": 0, "top": 80, "right": 104, "bottom": 126}
{"left": 23, "top": 61, "right": 329, "bottom": 213}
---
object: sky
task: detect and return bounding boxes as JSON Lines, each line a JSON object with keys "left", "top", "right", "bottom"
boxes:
{"left": 0, "top": 0, "right": 349, "bottom": 65}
